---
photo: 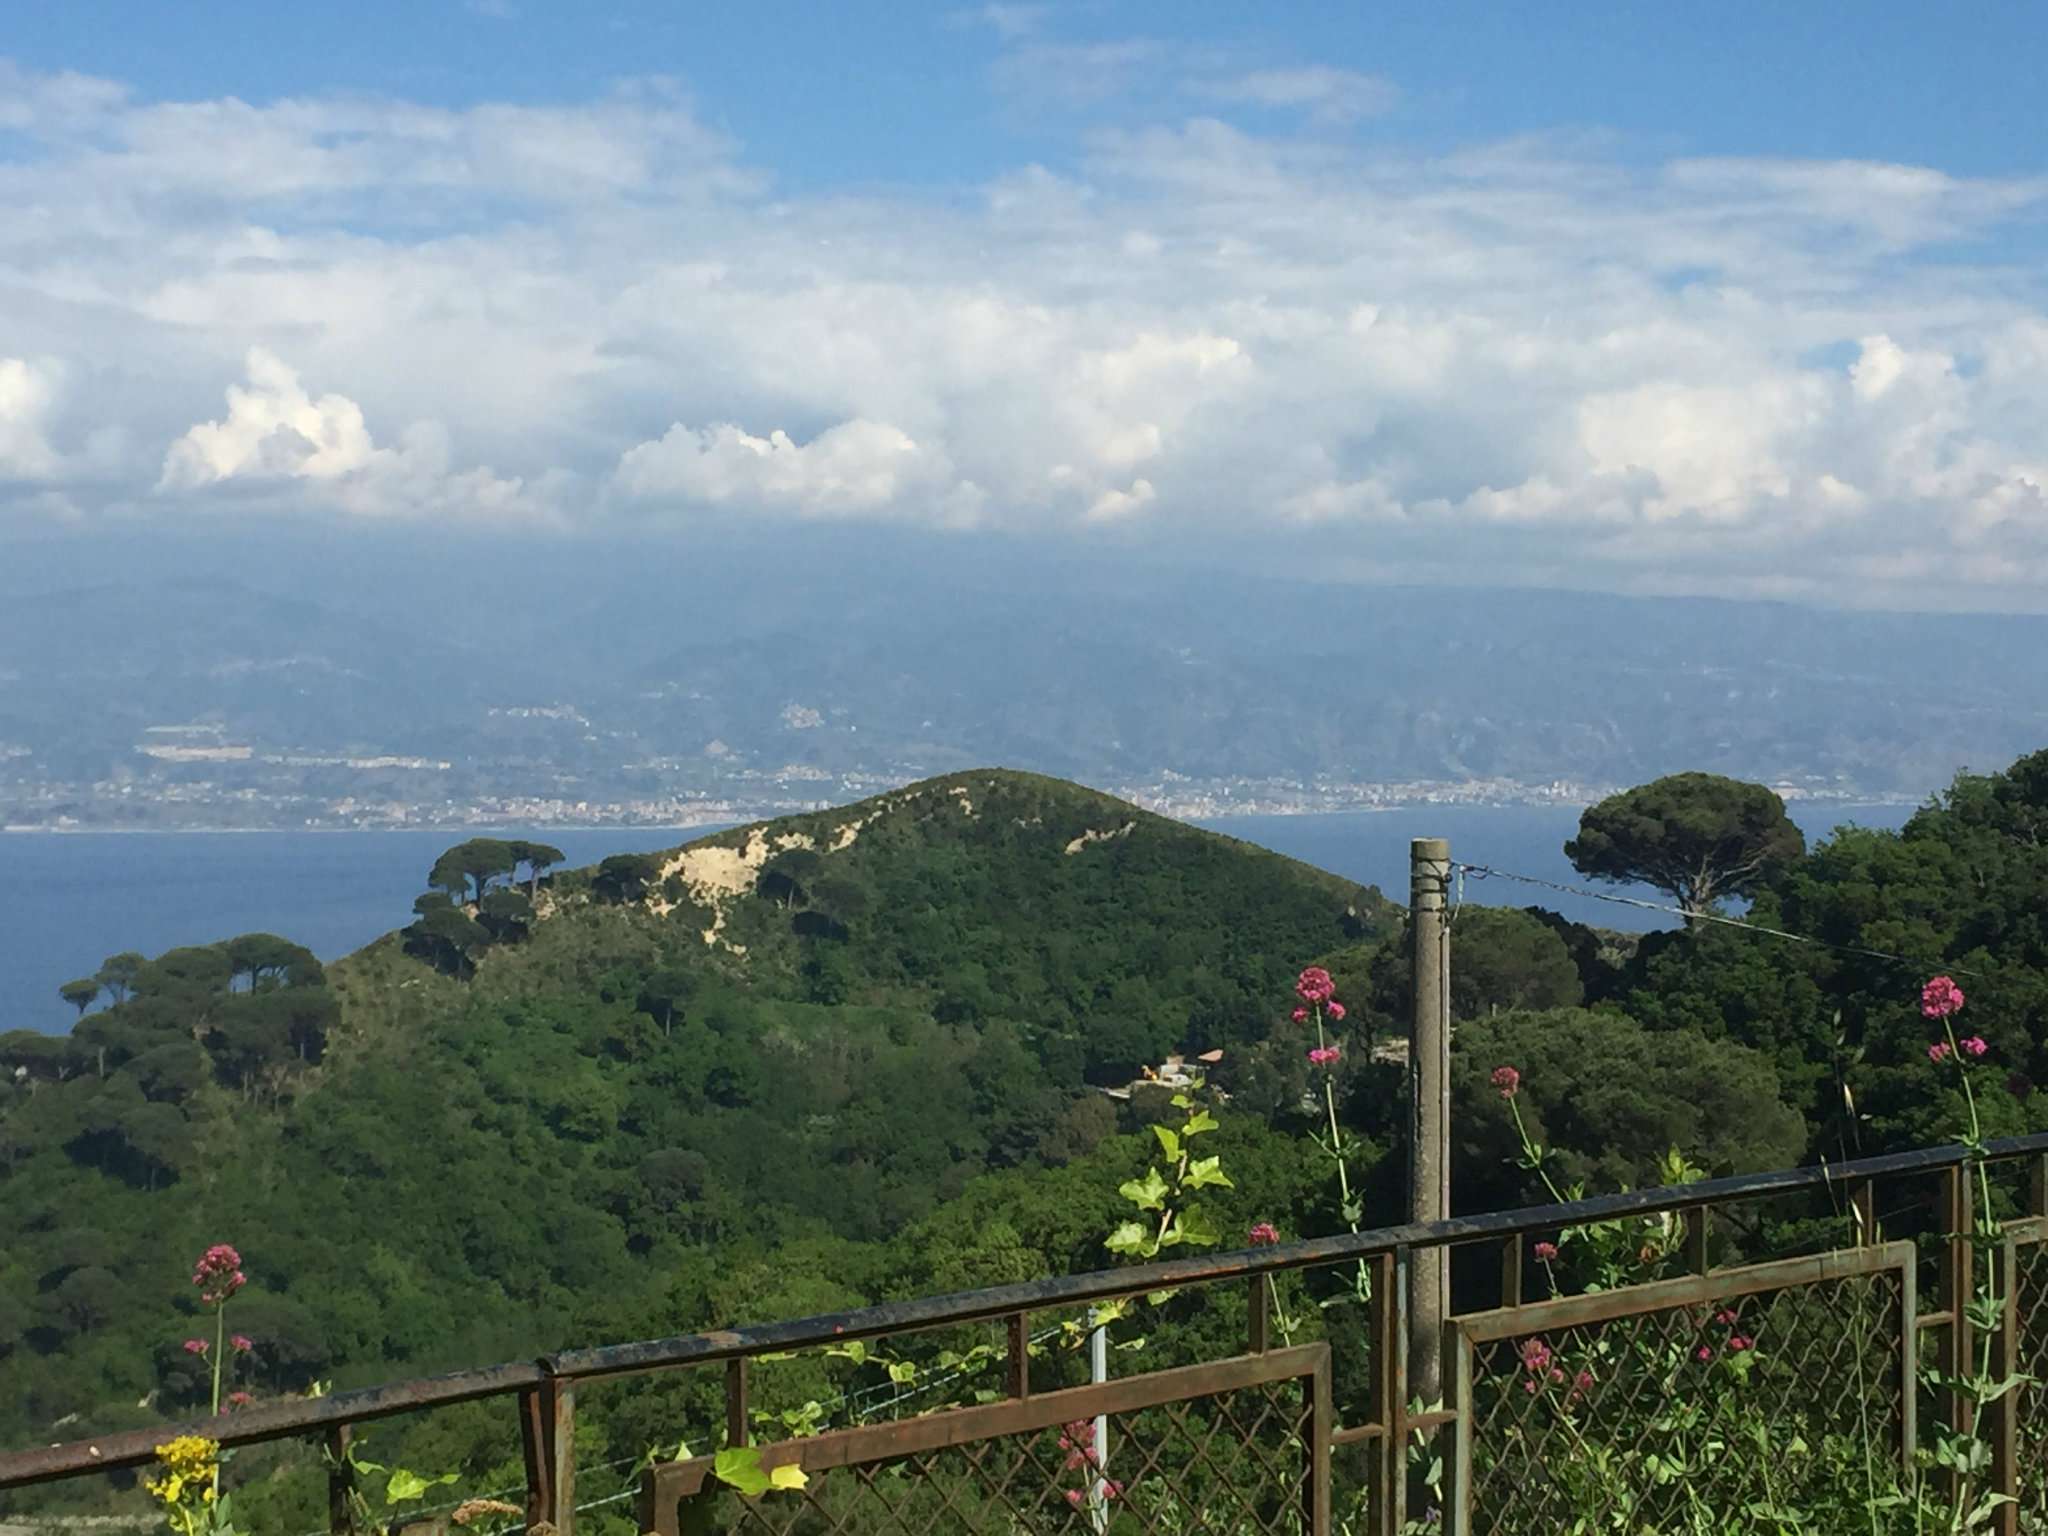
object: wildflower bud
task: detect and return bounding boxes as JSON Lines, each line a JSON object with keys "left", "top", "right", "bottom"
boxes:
{"left": 1960, "top": 1036, "right": 1989, "bottom": 1059}
{"left": 1928, "top": 1040, "right": 1952, "bottom": 1064}
{"left": 182, "top": 1338, "right": 209, "bottom": 1355}
{"left": 1532, "top": 1241, "right": 1558, "bottom": 1263}
{"left": 1325, "top": 1000, "right": 1346, "bottom": 1021}
{"left": 1248, "top": 1222, "right": 1280, "bottom": 1246}
{"left": 231, "top": 1335, "right": 253, "bottom": 1353}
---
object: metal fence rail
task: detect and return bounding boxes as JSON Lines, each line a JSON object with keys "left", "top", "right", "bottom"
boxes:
{"left": 8, "top": 1132, "right": 2048, "bottom": 1536}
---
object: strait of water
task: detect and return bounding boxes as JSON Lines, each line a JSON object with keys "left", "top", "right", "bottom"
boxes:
{"left": 1, "top": 802, "right": 1914, "bottom": 1034}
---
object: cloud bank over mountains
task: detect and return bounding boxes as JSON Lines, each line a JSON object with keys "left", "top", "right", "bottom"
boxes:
{"left": 2, "top": 49, "right": 2046, "bottom": 607}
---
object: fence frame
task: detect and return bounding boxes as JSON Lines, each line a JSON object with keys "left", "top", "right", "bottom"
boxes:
{"left": 9, "top": 1132, "right": 2048, "bottom": 1536}
{"left": 640, "top": 1342, "right": 1331, "bottom": 1536}
{"left": 1441, "top": 1241, "right": 1918, "bottom": 1535}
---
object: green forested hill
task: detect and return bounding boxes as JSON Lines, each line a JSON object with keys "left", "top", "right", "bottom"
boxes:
{"left": 0, "top": 771, "right": 1392, "bottom": 1511}
{"left": 7, "top": 759, "right": 2048, "bottom": 1534}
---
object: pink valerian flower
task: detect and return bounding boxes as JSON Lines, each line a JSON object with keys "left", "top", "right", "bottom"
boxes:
{"left": 226, "top": 1391, "right": 253, "bottom": 1409}
{"left": 1928, "top": 1041, "right": 1953, "bottom": 1065}
{"left": 1532, "top": 1241, "right": 1559, "bottom": 1263}
{"left": 1727, "top": 1336, "right": 1754, "bottom": 1353}
{"left": 192, "top": 1244, "right": 246, "bottom": 1305}
{"left": 1307, "top": 1045, "right": 1341, "bottom": 1068}
{"left": 1058, "top": 1421, "right": 1098, "bottom": 1468}
{"left": 1960, "top": 1036, "right": 1989, "bottom": 1059}
{"left": 1921, "top": 976, "right": 1966, "bottom": 1020}
{"left": 182, "top": 1338, "right": 209, "bottom": 1355}
{"left": 1295, "top": 967, "right": 1336, "bottom": 1005}
{"left": 1573, "top": 1369, "right": 1595, "bottom": 1393}
{"left": 1715, "top": 1309, "right": 1739, "bottom": 1326}
{"left": 1290, "top": 1006, "right": 1308, "bottom": 1024}
{"left": 1325, "top": 1000, "right": 1346, "bottom": 1021}
{"left": 231, "top": 1335, "right": 253, "bottom": 1353}
{"left": 1695, "top": 1345, "right": 1716, "bottom": 1363}
{"left": 1248, "top": 1222, "right": 1281, "bottom": 1247}
{"left": 1517, "top": 1337, "right": 1553, "bottom": 1375}
{"left": 1491, "top": 1065, "right": 1521, "bottom": 1099}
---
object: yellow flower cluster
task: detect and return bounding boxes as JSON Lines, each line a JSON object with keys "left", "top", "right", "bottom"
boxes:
{"left": 145, "top": 1436, "right": 219, "bottom": 1507}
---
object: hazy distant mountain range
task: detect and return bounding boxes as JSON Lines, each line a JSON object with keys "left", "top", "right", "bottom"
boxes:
{"left": 3, "top": 531, "right": 2044, "bottom": 828}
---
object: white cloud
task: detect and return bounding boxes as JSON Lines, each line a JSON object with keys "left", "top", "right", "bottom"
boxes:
{"left": 1207, "top": 66, "right": 1399, "bottom": 124}
{"left": 614, "top": 419, "right": 979, "bottom": 522}
{"left": 950, "top": 3, "right": 1048, "bottom": 41}
{"left": 0, "top": 358, "right": 63, "bottom": 480}
{"left": 1086, "top": 477, "right": 1156, "bottom": 521}
{"left": 160, "top": 349, "right": 554, "bottom": 520}
{"left": 3, "top": 61, "right": 2048, "bottom": 604}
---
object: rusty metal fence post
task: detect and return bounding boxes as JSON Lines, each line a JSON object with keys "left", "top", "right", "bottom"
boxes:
{"left": 519, "top": 1376, "right": 575, "bottom": 1535}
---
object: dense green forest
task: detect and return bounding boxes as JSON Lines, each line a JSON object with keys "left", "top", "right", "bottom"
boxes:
{"left": 4, "top": 760, "right": 2047, "bottom": 1531}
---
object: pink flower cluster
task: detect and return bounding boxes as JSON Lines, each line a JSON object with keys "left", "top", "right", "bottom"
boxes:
{"left": 1307, "top": 1045, "right": 1341, "bottom": 1068}
{"left": 1057, "top": 1421, "right": 1123, "bottom": 1507}
{"left": 1532, "top": 1241, "right": 1559, "bottom": 1263}
{"left": 1248, "top": 1222, "right": 1280, "bottom": 1247}
{"left": 1295, "top": 967, "right": 1336, "bottom": 1005}
{"left": 1921, "top": 975, "right": 1966, "bottom": 1020}
{"left": 182, "top": 1338, "right": 209, "bottom": 1356}
{"left": 1517, "top": 1335, "right": 1565, "bottom": 1394}
{"left": 193, "top": 1244, "right": 245, "bottom": 1305}
{"left": 231, "top": 1335, "right": 253, "bottom": 1353}
{"left": 1491, "top": 1065, "right": 1520, "bottom": 1100}
{"left": 1059, "top": 1420, "right": 1100, "bottom": 1471}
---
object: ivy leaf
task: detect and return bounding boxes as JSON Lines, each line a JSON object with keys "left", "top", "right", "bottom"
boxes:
{"left": 713, "top": 1447, "right": 774, "bottom": 1497}
{"left": 767, "top": 1465, "right": 809, "bottom": 1492}
{"left": 1105, "top": 1221, "right": 1152, "bottom": 1255}
{"left": 385, "top": 1469, "right": 458, "bottom": 1504}
{"left": 1151, "top": 1125, "right": 1181, "bottom": 1160}
{"left": 1184, "top": 1156, "right": 1234, "bottom": 1190}
{"left": 828, "top": 1341, "right": 868, "bottom": 1365}
{"left": 1176, "top": 1205, "right": 1221, "bottom": 1247}
{"left": 886, "top": 1361, "right": 917, "bottom": 1384}
{"left": 1182, "top": 1110, "right": 1219, "bottom": 1137}
{"left": 1119, "top": 1167, "right": 1170, "bottom": 1211}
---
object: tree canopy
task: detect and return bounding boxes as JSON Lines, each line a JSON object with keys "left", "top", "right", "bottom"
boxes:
{"left": 1566, "top": 772, "right": 1806, "bottom": 917}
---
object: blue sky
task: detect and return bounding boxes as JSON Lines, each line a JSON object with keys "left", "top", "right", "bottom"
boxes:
{"left": 2, "top": 3, "right": 2047, "bottom": 609}
{"left": 12, "top": 2, "right": 2046, "bottom": 182}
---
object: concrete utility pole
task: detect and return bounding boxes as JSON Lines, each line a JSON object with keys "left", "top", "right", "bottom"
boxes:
{"left": 1409, "top": 837, "right": 1452, "bottom": 1407}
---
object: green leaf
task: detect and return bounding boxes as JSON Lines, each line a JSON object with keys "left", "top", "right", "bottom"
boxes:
{"left": 384, "top": 1468, "right": 458, "bottom": 1504}
{"left": 1150, "top": 1124, "right": 1181, "bottom": 1159}
{"left": 1105, "top": 1221, "right": 1152, "bottom": 1255}
{"left": 767, "top": 1465, "right": 808, "bottom": 1492}
{"left": 1176, "top": 1205, "right": 1221, "bottom": 1246}
{"left": 713, "top": 1447, "right": 774, "bottom": 1497}
{"left": 1181, "top": 1110, "right": 1219, "bottom": 1137}
{"left": 886, "top": 1361, "right": 917, "bottom": 1384}
{"left": 828, "top": 1341, "right": 868, "bottom": 1365}
{"left": 1119, "top": 1167, "right": 1170, "bottom": 1211}
{"left": 1184, "top": 1155, "right": 1233, "bottom": 1190}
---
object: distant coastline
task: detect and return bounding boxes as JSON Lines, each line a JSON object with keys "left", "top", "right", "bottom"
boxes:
{"left": 1, "top": 776, "right": 1923, "bottom": 835}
